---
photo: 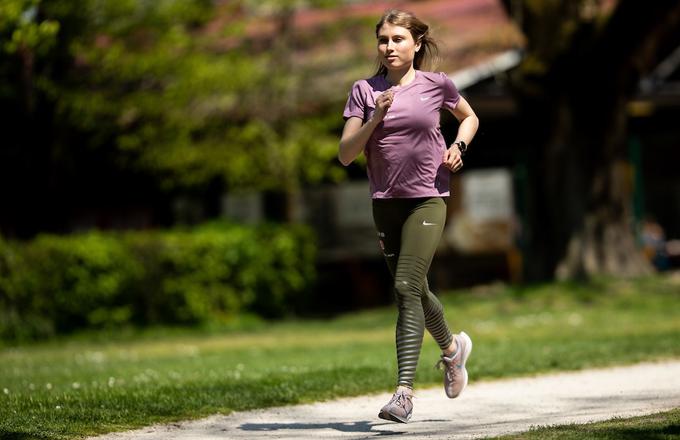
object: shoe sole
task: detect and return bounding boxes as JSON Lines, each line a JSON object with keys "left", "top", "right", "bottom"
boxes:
{"left": 449, "top": 331, "right": 472, "bottom": 398}
{"left": 378, "top": 409, "right": 411, "bottom": 423}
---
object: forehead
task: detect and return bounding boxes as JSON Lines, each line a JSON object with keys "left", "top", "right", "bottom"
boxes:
{"left": 377, "top": 23, "right": 412, "bottom": 39}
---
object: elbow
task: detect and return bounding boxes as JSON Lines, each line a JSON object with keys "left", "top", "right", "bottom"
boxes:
{"left": 338, "top": 152, "right": 352, "bottom": 167}
{"left": 472, "top": 115, "right": 480, "bottom": 133}
{"left": 463, "top": 114, "right": 480, "bottom": 135}
{"left": 337, "top": 143, "right": 352, "bottom": 166}
{"left": 465, "top": 113, "right": 479, "bottom": 127}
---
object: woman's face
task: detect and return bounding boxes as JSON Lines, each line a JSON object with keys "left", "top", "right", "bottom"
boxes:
{"left": 377, "top": 23, "right": 420, "bottom": 71}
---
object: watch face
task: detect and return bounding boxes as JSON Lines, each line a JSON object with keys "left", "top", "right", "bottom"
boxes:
{"left": 455, "top": 141, "right": 467, "bottom": 155}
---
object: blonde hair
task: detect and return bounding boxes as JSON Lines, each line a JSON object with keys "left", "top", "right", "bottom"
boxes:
{"left": 374, "top": 9, "right": 440, "bottom": 76}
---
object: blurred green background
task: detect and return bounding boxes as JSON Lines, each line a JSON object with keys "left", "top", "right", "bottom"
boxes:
{"left": 2, "top": 0, "right": 680, "bottom": 342}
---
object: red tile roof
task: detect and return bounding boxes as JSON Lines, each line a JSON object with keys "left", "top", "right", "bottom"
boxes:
{"left": 206, "top": 0, "right": 524, "bottom": 111}
{"left": 211, "top": 0, "right": 523, "bottom": 71}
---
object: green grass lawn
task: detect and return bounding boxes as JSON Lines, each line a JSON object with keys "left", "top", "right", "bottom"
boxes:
{"left": 492, "top": 407, "right": 680, "bottom": 439}
{"left": 1, "top": 275, "right": 679, "bottom": 439}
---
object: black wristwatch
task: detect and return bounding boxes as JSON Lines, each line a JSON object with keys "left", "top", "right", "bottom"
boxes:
{"left": 453, "top": 140, "right": 467, "bottom": 156}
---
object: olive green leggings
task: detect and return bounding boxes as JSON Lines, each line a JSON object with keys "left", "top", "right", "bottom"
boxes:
{"left": 372, "top": 197, "right": 454, "bottom": 389}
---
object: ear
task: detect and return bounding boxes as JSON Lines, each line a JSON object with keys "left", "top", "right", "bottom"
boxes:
{"left": 415, "top": 39, "right": 422, "bottom": 52}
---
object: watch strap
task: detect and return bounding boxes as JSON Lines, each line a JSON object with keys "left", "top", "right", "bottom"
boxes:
{"left": 453, "top": 140, "right": 467, "bottom": 155}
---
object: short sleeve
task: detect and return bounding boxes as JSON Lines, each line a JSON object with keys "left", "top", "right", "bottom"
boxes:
{"left": 343, "top": 81, "right": 365, "bottom": 121}
{"left": 440, "top": 72, "right": 461, "bottom": 111}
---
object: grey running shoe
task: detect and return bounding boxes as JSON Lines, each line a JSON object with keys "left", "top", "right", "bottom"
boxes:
{"left": 378, "top": 389, "right": 413, "bottom": 423}
{"left": 436, "top": 331, "right": 472, "bottom": 398}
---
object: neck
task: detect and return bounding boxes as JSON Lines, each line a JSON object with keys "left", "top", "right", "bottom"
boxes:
{"left": 385, "top": 66, "right": 416, "bottom": 87}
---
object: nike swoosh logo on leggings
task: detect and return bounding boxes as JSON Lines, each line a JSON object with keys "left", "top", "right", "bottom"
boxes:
{"left": 422, "top": 221, "right": 437, "bottom": 226}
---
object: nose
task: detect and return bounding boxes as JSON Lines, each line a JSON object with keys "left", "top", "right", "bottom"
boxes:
{"left": 386, "top": 39, "right": 395, "bottom": 51}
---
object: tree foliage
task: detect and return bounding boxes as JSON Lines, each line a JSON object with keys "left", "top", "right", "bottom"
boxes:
{"left": 1, "top": 0, "right": 347, "bottom": 224}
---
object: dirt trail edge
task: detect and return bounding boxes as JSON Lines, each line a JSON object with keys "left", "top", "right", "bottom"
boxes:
{"left": 88, "top": 360, "right": 680, "bottom": 440}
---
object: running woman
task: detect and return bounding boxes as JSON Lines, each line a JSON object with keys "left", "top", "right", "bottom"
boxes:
{"left": 339, "top": 9, "right": 479, "bottom": 423}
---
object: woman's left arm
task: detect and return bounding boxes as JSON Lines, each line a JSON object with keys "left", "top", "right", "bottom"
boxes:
{"left": 442, "top": 96, "right": 479, "bottom": 172}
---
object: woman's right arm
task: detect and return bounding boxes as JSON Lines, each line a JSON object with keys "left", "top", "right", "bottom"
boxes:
{"left": 338, "top": 89, "right": 393, "bottom": 166}
{"left": 338, "top": 116, "right": 380, "bottom": 166}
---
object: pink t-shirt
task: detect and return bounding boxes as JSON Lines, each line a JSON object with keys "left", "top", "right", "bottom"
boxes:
{"left": 343, "top": 70, "right": 460, "bottom": 199}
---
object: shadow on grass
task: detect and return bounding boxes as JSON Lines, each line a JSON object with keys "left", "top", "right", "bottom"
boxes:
{"left": 522, "top": 416, "right": 680, "bottom": 440}
{"left": 0, "top": 433, "right": 50, "bottom": 440}
{"left": 590, "top": 424, "right": 680, "bottom": 440}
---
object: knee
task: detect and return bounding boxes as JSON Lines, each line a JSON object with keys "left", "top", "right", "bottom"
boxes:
{"left": 394, "top": 279, "right": 420, "bottom": 303}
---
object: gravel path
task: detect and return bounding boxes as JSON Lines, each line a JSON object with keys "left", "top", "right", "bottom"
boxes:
{"left": 89, "top": 360, "right": 680, "bottom": 440}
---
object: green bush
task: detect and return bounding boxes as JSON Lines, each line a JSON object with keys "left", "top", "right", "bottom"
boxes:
{"left": 21, "top": 233, "right": 139, "bottom": 332}
{"left": 0, "top": 222, "right": 316, "bottom": 341}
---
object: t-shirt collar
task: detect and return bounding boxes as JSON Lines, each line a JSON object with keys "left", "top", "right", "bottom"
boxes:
{"left": 382, "top": 70, "right": 420, "bottom": 92}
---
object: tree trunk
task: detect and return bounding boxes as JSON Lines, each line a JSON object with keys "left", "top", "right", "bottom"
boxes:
{"left": 556, "top": 161, "right": 652, "bottom": 279}
{"left": 504, "top": 0, "right": 680, "bottom": 280}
